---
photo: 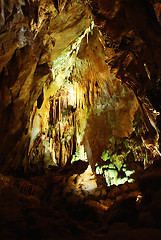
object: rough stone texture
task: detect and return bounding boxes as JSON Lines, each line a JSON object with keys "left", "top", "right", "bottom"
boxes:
{"left": 0, "top": 160, "right": 161, "bottom": 239}
{"left": 90, "top": 0, "right": 161, "bottom": 156}
{"left": 0, "top": 0, "right": 90, "bottom": 172}
{"left": 1, "top": 1, "right": 161, "bottom": 239}
{"left": 0, "top": 0, "right": 161, "bottom": 174}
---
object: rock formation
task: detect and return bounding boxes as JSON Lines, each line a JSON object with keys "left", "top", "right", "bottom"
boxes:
{"left": 1, "top": 0, "right": 161, "bottom": 239}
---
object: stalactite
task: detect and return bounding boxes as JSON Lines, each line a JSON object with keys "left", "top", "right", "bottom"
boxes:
{"left": 89, "top": 81, "right": 92, "bottom": 106}
{"left": 76, "top": 83, "right": 78, "bottom": 108}
{"left": 92, "top": 81, "right": 95, "bottom": 105}
{"left": 80, "top": 86, "right": 82, "bottom": 109}
{"left": 61, "top": 141, "right": 64, "bottom": 166}
{"left": 67, "top": 141, "right": 71, "bottom": 163}
{"left": 56, "top": 99, "right": 59, "bottom": 123}
{"left": 82, "top": 91, "right": 85, "bottom": 109}
{"left": 87, "top": 80, "right": 90, "bottom": 106}
{"left": 58, "top": 141, "right": 62, "bottom": 167}
{"left": 72, "top": 134, "right": 76, "bottom": 156}
{"left": 52, "top": 144, "right": 56, "bottom": 164}
{"left": 67, "top": 95, "right": 68, "bottom": 109}
{"left": 94, "top": 81, "right": 98, "bottom": 103}
{"left": 49, "top": 99, "right": 54, "bottom": 125}
{"left": 70, "top": 135, "right": 73, "bottom": 156}
{"left": 97, "top": 89, "right": 100, "bottom": 102}
{"left": 53, "top": 98, "right": 56, "bottom": 125}
{"left": 49, "top": 138, "right": 52, "bottom": 152}
{"left": 52, "top": 131, "right": 56, "bottom": 164}
{"left": 55, "top": 126, "right": 58, "bottom": 141}
{"left": 29, "top": 78, "right": 89, "bottom": 169}
{"left": 57, "top": 102, "right": 60, "bottom": 122}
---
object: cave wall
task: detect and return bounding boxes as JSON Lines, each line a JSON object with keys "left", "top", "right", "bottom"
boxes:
{"left": 90, "top": 0, "right": 161, "bottom": 159}
{"left": 0, "top": 0, "right": 91, "bottom": 173}
{"left": 0, "top": 0, "right": 161, "bottom": 174}
{"left": 26, "top": 26, "right": 140, "bottom": 174}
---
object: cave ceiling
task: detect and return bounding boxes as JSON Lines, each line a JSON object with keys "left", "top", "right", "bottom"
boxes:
{"left": 0, "top": 0, "right": 161, "bottom": 174}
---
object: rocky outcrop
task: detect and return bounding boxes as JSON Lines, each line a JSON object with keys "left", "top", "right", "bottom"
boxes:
{"left": 90, "top": 0, "right": 161, "bottom": 156}
{"left": 0, "top": 0, "right": 91, "bottom": 173}
{"left": 1, "top": 1, "right": 161, "bottom": 239}
{"left": 0, "top": 0, "right": 161, "bottom": 192}
{"left": 0, "top": 159, "right": 161, "bottom": 240}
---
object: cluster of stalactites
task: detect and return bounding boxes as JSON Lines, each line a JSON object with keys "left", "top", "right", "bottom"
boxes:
{"left": 28, "top": 81, "right": 90, "bottom": 169}
{"left": 47, "top": 91, "right": 78, "bottom": 167}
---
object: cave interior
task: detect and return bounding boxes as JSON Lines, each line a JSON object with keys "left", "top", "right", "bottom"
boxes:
{"left": 1, "top": 0, "right": 161, "bottom": 239}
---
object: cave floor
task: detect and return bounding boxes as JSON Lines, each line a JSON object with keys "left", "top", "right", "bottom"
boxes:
{"left": 1, "top": 160, "right": 161, "bottom": 240}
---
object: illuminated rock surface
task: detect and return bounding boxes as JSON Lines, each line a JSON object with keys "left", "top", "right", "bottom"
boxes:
{"left": 1, "top": 0, "right": 161, "bottom": 239}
